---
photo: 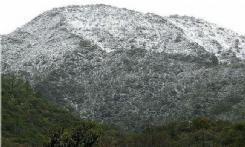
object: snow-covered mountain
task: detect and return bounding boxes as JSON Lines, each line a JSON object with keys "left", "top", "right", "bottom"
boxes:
{"left": 2, "top": 5, "right": 245, "bottom": 73}
{"left": 1, "top": 5, "right": 245, "bottom": 129}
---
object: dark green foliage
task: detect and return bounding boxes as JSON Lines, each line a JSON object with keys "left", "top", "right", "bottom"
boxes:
{"left": 45, "top": 121, "right": 104, "bottom": 147}
{"left": 42, "top": 117, "right": 245, "bottom": 147}
{"left": 1, "top": 74, "right": 81, "bottom": 146}
{"left": 96, "top": 118, "right": 245, "bottom": 147}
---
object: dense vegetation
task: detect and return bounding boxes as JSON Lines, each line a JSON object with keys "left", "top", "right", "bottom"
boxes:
{"left": 48, "top": 117, "right": 245, "bottom": 147}
{"left": 109, "top": 118, "right": 245, "bottom": 147}
{"left": 1, "top": 74, "right": 81, "bottom": 146}
{"left": 2, "top": 74, "right": 245, "bottom": 146}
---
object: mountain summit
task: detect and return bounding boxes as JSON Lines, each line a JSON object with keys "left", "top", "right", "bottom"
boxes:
{"left": 2, "top": 5, "right": 245, "bottom": 129}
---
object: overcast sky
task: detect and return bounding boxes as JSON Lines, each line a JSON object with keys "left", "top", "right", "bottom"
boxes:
{"left": 0, "top": 0, "right": 245, "bottom": 35}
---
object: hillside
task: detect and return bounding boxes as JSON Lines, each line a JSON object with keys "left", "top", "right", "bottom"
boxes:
{"left": 1, "top": 4, "right": 245, "bottom": 129}
{"left": 2, "top": 75, "right": 245, "bottom": 147}
{"left": 1, "top": 74, "right": 80, "bottom": 146}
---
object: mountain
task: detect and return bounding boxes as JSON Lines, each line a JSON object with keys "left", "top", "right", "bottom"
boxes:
{"left": 1, "top": 4, "right": 245, "bottom": 130}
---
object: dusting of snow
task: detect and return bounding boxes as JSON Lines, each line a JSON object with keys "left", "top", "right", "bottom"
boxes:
{"left": 2, "top": 4, "right": 245, "bottom": 78}
{"left": 168, "top": 16, "right": 245, "bottom": 62}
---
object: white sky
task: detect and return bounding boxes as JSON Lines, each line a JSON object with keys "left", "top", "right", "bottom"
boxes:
{"left": 0, "top": 0, "right": 245, "bottom": 35}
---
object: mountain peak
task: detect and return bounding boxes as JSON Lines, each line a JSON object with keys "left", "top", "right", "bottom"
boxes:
{"left": 2, "top": 5, "right": 245, "bottom": 79}
{"left": 6, "top": 5, "right": 245, "bottom": 62}
{"left": 2, "top": 5, "right": 245, "bottom": 129}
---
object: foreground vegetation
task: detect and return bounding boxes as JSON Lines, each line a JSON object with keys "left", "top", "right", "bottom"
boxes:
{"left": 2, "top": 74, "right": 245, "bottom": 147}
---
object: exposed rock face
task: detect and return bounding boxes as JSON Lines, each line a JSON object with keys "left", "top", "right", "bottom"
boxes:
{"left": 1, "top": 4, "right": 245, "bottom": 129}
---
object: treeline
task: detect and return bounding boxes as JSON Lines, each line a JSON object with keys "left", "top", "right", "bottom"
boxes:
{"left": 2, "top": 74, "right": 245, "bottom": 147}
{"left": 46, "top": 117, "right": 245, "bottom": 147}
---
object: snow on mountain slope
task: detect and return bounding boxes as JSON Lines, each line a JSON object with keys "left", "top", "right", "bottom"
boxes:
{"left": 62, "top": 5, "right": 245, "bottom": 63}
{"left": 63, "top": 5, "right": 185, "bottom": 53}
{"left": 2, "top": 5, "right": 244, "bottom": 76}
{"left": 168, "top": 15, "right": 245, "bottom": 63}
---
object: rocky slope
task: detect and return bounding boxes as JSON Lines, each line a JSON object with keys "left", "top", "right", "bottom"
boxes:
{"left": 1, "top": 4, "right": 245, "bottom": 129}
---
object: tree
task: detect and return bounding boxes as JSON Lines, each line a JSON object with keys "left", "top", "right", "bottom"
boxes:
{"left": 45, "top": 121, "right": 104, "bottom": 147}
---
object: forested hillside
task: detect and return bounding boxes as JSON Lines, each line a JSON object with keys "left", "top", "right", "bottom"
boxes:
{"left": 2, "top": 74, "right": 81, "bottom": 146}
{"left": 2, "top": 74, "right": 245, "bottom": 147}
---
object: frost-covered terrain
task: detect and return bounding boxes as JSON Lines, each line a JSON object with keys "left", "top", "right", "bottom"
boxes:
{"left": 1, "top": 4, "right": 245, "bottom": 129}
{"left": 168, "top": 15, "right": 245, "bottom": 63}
